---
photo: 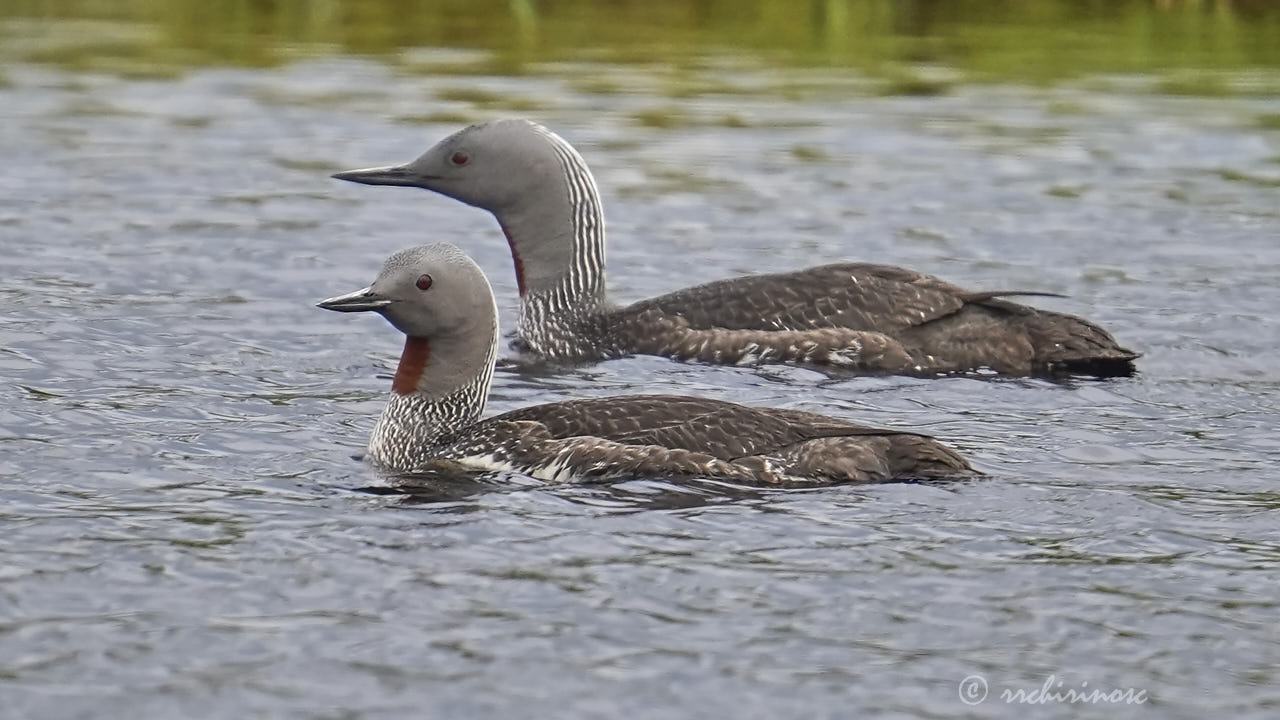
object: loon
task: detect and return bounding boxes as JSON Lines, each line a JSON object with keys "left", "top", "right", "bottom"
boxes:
{"left": 332, "top": 119, "right": 1138, "bottom": 377}
{"left": 318, "top": 243, "right": 973, "bottom": 485}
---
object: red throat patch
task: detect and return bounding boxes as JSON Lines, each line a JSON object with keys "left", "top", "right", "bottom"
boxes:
{"left": 392, "top": 337, "right": 431, "bottom": 395}
{"left": 498, "top": 221, "right": 527, "bottom": 297}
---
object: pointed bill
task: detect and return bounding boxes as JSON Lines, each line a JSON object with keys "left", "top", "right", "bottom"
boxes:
{"left": 317, "top": 286, "right": 392, "bottom": 313}
{"left": 331, "top": 164, "right": 421, "bottom": 187}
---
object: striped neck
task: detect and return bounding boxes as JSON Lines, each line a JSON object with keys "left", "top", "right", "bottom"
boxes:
{"left": 498, "top": 125, "right": 607, "bottom": 311}
{"left": 366, "top": 332, "right": 497, "bottom": 471}
{"left": 515, "top": 288, "right": 613, "bottom": 360}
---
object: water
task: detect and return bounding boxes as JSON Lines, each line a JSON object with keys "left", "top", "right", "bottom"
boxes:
{"left": 2, "top": 7, "right": 1280, "bottom": 719}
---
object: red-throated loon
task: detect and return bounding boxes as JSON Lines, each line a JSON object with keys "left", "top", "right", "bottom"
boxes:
{"left": 333, "top": 119, "right": 1138, "bottom": 377}
{"left": 318, "top": 243, "right": 974, "bottom": 485}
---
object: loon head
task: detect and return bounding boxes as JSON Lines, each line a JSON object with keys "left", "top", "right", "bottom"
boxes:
{"left": 330, "top": 118, "right": 572, "bottom": 215}
{"left": 332, "top": 119, "right": 605, "bottom": 300}
{"left": 318, "top": 243, "right": 498, "bottom": 396}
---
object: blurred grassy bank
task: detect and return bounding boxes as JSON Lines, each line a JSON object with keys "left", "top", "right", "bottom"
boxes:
{"left": 1, "top": 0, "right": 1278, "bottom": 86}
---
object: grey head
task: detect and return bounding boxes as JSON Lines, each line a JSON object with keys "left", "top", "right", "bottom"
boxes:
{"left": 318, "top": 243, "right": 496, "bottom": 339}
{"left": 318, "top": 243, "right": 499, "bottom": 396}
{"left": 333, "top": 119, "right": 606, "bottom": 302}
{"left": 331, "top": 118, "right": 568, "bottom": 215}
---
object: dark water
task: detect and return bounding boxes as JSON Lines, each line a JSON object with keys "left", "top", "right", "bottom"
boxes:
{"left": 3, "top": 6, "right": 1280, "bottom": 718}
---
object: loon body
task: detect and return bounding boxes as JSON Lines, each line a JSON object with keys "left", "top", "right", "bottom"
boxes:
{"left": 333, "top": 119, "right": 1138, "bottom": 377}
{"left": 318, "top": 243, "right": 973, "bottom": 485}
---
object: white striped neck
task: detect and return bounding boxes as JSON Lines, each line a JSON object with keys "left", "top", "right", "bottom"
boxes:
{"left": 514, "top": 286, "right": 614, "bottom": 359}
{"left": 366, "top": 332, "right": 497, "bottom": 471}
{"left": 492, "top": 126, "right": 608, "bottom": 321}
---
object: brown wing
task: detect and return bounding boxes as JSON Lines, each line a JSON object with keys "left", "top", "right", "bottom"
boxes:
{"left": 625, "top": 263, "right": 974, "bottom": 334}
{"left": 621, "top": 264, "right": 1137, "bottom": 375}
{"left": 488, "top": 395, "right": 913, "bottom": 461}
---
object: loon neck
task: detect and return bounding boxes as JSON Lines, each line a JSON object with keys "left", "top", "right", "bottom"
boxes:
{"left": 391, "top": 336, "right": 431, "bottom": 395}
{"left": 493, "top": 127, "right": 607, "bottom": 308}
{"left": 366, "top": 332, "right": 496, "bottom": 469}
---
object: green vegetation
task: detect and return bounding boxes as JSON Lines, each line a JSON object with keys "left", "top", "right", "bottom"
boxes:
{"left": 1044, "top": 100, "right": 1092, "bottom": 116}
{"left": 874, "top": 69, "right": 953, "bottom": 97}
{"left": 979, "top": 123, "right": 1069, "bottom": 143}
{"left": 789, "top": 144, "right": 829, "bottom": 162}
{"left": 630, "top": 107, "right": 692, "bottom": 129}
{"left": 170, "top": 115, "right": 213, "bottom": 128}
{"left": 0, "top": 0, "right": 1277, "bottom": 87}
{"left": 394, "top": 111, "right": 477, "bottom": 126}
{"left": 436, "top": 87, "right": 546, "bottom": 111}
{"left": 569, "top": 76, "right": 626, "bottom": 95}
{"left": 1046, "top": 185, "right": 1086, "bottom": 199}
{"left": 626, "top": 108, "right": 778, "bottom": 130}
{"left": 272, "top": 157, "right": 344, "bottom": 173}
{"left": 1216, "top": 169, "right": 1280, "bottom": 188}
{"left": 59, "top": 99, "right": 139, "bottom": 117}
{"left": 1156, "top": 71, "right": 1238, "bottom": 96}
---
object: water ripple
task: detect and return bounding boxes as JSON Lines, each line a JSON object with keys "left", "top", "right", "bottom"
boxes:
{"left": 1, "top": 54, "right": 1278, "bottom": 720}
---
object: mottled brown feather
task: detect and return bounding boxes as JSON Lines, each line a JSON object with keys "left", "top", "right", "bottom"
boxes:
{"left": 613, "top": 263, "right": 1138, "bottom": 376}
{"left": 461, "top": 395, "right": 973, "bottom": 484}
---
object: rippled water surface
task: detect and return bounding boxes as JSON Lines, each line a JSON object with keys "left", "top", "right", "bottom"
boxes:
{"left": 3, "top": 6, "right": 1280, "bottom": 718}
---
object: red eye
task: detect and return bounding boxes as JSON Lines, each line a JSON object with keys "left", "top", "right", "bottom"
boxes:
{"left": 450, "top": 151, "right": 469, "bottom": 166}
{"left": 415, "top": 274, "right": 433, "bottom": 290}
